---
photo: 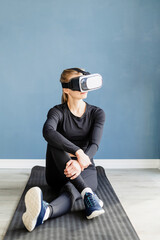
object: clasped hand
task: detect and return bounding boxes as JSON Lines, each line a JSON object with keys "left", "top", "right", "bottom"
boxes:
{"left": 64, "top": 149, "right": 91, "bottom": 180}
{"left": 64, "top": 160, "right": 81, "bottom": 180}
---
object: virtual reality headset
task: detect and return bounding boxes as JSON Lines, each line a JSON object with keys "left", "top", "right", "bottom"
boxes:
{"left": 61, "top": 68, "right": 102, "bottom": 92}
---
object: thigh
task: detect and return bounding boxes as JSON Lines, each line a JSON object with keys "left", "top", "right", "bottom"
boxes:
{"left": 45, "top": 144, "right": 70, "bottom": 190}
{"left": 49, "top": 145, "right": 71, "bottom": 172}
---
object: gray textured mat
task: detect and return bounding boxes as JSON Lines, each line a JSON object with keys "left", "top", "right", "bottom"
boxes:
{"left": 4, "top": 166, "right": 140, "bottom": 240}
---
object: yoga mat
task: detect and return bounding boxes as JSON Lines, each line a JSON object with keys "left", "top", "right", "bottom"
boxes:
{"left": 4, "top": 166, "right": 140, "bottom": 240}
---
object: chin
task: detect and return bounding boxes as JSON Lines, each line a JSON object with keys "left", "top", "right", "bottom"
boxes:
{"left": 81, "top": 93, "right": 88, "bottom": 99}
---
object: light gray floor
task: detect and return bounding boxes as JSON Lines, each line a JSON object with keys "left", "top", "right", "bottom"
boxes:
{"left": 106, "top": 169, "right": 160, "bottom": 240}
{"left": 0, "top": 168, "right": 160, "bottom": 240}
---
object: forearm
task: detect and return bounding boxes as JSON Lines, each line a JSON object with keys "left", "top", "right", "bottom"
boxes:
{"left": 43, "top": 126, "right": 80, "bottom": 155}
{"left": 84, "top": 143, "right": 98, "bottom": 159}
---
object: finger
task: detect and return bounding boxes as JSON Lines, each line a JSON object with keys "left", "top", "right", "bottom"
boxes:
{"left": 64, "top": 160, "right": 73, "bottom": 171}
{"left": 65, "top": 171, "right": 75, "bottom": 178}
{"left": 65, "top": 172, "right": 72, "bottom": 178}
{"left": 64, "top": 170, "right": 72, "bottom": 177}
{"left": 64, "top": 162, "right": 74, "bottom": 171}
{"left": 64, "top": 165, "right": 75, "bottom": 175}
{"left": 66, "top": 160, "right": 73, "bottom": 167}
{"left": 70, "top": 172, "right": 78, "bottom": 180}
{"left": 64, "top": 166, "right": 74, "bottom": 175}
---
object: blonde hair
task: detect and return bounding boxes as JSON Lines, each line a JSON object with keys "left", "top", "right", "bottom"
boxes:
{"left": 60, "top": 68, "right": 83, "bottom": 103}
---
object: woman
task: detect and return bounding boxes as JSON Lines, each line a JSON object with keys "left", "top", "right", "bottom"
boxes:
{"left": 22, "top": 68, "right": 105, "bottom": 232}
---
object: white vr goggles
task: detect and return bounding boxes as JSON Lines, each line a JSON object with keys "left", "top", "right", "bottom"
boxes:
{"left": 61, "top": 68, "right": 103, "bottom": 92}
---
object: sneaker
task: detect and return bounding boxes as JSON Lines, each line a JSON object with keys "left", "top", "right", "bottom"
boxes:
{"left": 84, "top": 192, "right": 105, "bottom": 219}
{"left": 94, "top": 193, "right": 104, "bottom": 208}
{"left": 22, "top": 187, "right": 49, "bottom": 232}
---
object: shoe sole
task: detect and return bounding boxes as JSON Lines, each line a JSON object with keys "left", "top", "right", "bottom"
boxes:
{"left": 87, "top": 209, "right": 105, "bottom": 220}
{"left": 22, "top": 187, "right": 42, "bottom": 232}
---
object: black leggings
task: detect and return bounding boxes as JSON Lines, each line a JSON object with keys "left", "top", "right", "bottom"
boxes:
{"left": 45, "top": 144, "right": 98, "bottom": 219}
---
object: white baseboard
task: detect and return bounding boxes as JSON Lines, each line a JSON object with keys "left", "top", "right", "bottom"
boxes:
{"left": 0, "top": 159, "right": 159, "bottom": 169}
{"left": 96, "top": 159, "right": 160, "bottom": 169}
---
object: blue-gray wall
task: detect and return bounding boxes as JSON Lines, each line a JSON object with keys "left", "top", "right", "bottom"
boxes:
{"left": 0, "top": 0, "right": 160, "bottom": 159}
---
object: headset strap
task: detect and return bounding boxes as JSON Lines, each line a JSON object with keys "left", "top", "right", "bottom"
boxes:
{"left": 69, "top": 68, "right": 90, "bottom": 75}
{"left": 61, "top": 82, "right": 71, "bottom": 88}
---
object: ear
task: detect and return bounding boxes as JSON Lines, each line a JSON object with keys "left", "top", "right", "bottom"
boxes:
{"left": 63, "top": 88, "right": 69, "bottom": 95}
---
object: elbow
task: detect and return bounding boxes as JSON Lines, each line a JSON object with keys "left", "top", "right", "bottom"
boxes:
{"left": 42, "top": 124, "right": 55, "bottom": 142}
{"left": 42, "top": 124, "right": 48, "bottom": 140}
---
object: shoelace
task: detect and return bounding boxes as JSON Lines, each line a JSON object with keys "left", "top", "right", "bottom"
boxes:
{"left": 85, "top": 194, "right": 97, "bottom": 207}
{"left": 43, "top": 201, "right": 49, "bottom": 209}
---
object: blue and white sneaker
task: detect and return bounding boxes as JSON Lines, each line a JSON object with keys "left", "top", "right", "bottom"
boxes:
{"left": 22, "top": 187, "right": 49, "bottom": 232}
{"left": 94, "top": 193, "right": 104, "bottom": 208}
{"left": 84, "top": 192, "right": 105, "bottom": 219}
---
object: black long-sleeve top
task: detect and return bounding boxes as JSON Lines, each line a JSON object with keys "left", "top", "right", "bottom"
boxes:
{"left": 43, "top": 102, "right": 105, "bottom": 160}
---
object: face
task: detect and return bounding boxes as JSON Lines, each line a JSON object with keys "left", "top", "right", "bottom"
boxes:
{"left": 64, "top": 88, "right": 88, "bottom": 100}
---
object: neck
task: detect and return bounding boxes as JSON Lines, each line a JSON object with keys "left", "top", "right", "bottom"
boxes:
{"left": 67, "top": 98, "right": 86, "bottom": 117}
{"left": 67, "top": 98, "right": 84, "bottom": 110}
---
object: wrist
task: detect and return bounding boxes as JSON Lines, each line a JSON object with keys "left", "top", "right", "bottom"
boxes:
{"left": 75, "top": 149, "right": 83, "bottom": 156}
